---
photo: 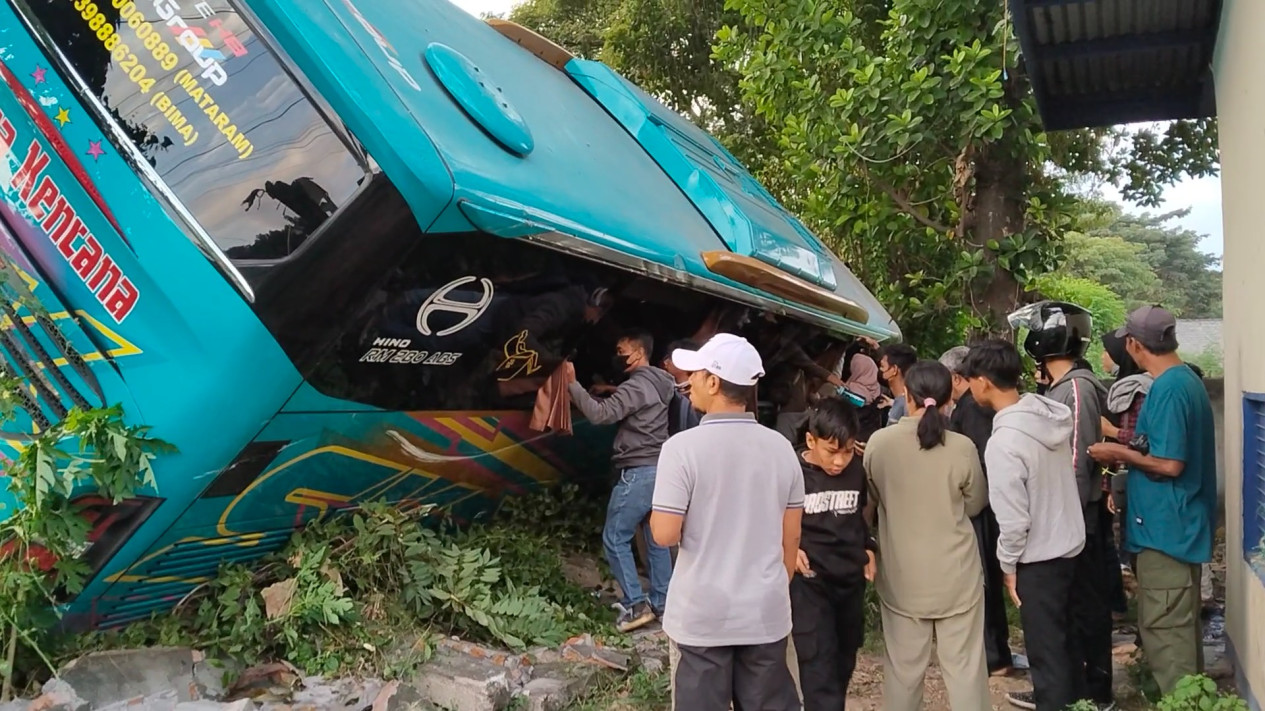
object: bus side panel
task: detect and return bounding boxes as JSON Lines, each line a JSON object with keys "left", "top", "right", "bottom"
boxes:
{"left": 82, "top": 406, "right": 614, "bottom": 626}
{"left": 0, "top": 10, "right": 302, "bottom": 621}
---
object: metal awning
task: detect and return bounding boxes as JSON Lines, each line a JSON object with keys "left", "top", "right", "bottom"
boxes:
{"left": 1011, "top": 0, "right": 1222, "bottom": 130}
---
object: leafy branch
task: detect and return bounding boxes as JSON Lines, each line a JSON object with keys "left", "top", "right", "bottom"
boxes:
{"left": 0, "top": 391, "right": 170, "bottom": 700}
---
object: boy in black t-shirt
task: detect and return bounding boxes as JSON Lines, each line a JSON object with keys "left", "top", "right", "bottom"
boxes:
{"left": 791, "top": 397, "right": 877, "bottom": 710}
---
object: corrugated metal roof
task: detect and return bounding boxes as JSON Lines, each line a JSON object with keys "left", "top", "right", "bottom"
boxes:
{"left": 1012, "top": 0, "right": 1221, "bottom": 130}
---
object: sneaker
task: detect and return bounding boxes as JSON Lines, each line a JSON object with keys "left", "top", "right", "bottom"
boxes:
{"left": 616, "top": 602, "right": 656, "bottom": 632}
{"left": 1006, "top": 690, "right": 1036, "bottom": 710}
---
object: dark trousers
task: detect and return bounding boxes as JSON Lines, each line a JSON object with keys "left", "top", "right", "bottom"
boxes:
{"left": 1105, "top": 511, "right": 1129, "bottom": 614}
{"left": 971, "top": 507, "right": 1014, "bottom": 671}
{"left": 669, "top": 636, "right": 801, "bottom": 711}
{"left": 1070, "top": 499, "right": 1116, "bottom": 703}
{"left": 790, "top": 575, "right": 865, "bottom": 710}
{"left": 1017, "top": 557, "right": 1083, "bottom": 711}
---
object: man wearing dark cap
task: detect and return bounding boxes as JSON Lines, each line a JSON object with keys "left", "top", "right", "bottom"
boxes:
{"left": 1089, "top": 305, "right": 1217, "bottom": 695}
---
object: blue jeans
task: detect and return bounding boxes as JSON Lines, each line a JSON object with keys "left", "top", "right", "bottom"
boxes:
{"left": 604, "top": 465, "right": 672, "bottom": 611}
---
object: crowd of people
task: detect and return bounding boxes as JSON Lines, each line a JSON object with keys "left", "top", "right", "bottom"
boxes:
{"left": 560, "top": 301, "right": 1217, "bottom": 711}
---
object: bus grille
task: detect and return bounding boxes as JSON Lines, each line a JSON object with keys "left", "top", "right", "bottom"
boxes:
{"left": 94, "top": 530, "right": 295, "bottom": 627}
{"left": 0, "top": 254, "right": 102, "bottom": 431}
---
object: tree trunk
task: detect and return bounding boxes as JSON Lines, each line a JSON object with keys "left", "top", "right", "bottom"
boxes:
{"left": 965, "top": 145, "right": 1027, "bottom": 332}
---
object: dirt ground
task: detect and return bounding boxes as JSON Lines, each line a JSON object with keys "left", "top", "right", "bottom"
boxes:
{"left": 575, "top": 536, "right": 1234, "bottom": 710}
{"left": 841, "top": 645, "right": 1145, "bottom": 710}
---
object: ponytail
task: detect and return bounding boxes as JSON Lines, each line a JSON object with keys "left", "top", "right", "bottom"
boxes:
{"left": 904, "top": 360, "right": 954, "bottom": 450}
{"left": 916, "top": 404, "right": 948, "bottom": 450}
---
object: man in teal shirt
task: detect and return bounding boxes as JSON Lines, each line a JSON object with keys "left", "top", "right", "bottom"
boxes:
{"left": 1089, "top": 305, "right": 1217, "bottom": 695}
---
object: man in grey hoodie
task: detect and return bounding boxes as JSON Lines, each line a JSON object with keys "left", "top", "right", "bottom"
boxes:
{"left": 964, "top": 341, "right": 1087, "bottom": 711}
{"left": 1011, "top": 302, "right": 1115, "bottom": 709}
{"left": 569, "top": 329, "right": 677, "bottom": 632}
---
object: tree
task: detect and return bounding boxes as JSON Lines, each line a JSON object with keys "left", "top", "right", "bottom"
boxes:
{"left": 713, "top": 0, "right": 1219, "bottom": 349}
{"left": 1100, "top": 209, "right": 1222, "bottom": 318}
{"left": 1057, "top": 231, "right": 1160, "bottom": 309}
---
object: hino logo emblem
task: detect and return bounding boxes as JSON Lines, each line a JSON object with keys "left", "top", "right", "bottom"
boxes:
{"left": 416, "top": 276, "right": 495, "bottom": 337}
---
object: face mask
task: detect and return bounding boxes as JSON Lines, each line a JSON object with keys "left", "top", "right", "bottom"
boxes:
{"left": 1108, "top": 364, "right": 1120, "bottom": 377}
{"left": 611, "top": 353, "right": 632, "bottom": 375}
{"left": 674, "top": 380, "right": 691, "bottom": 394}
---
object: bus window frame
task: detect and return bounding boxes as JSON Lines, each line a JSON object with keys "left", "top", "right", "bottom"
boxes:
{"left": 4, "top": 0, "right": 373, "bottom": 297}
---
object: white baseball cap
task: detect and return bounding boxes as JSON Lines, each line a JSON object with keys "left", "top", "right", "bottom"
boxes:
{"left": 670, "top": 333, "right": 765, "bottom": 386}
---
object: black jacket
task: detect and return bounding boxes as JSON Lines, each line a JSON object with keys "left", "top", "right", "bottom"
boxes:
{"left": 949, "top": 391, "right": 995, "bottom": 476}
{"left": 799, "top": 454, "right": 876, "bottom": 584}
{"left": 667, "top": 389, "right": 701, "bottom": 435}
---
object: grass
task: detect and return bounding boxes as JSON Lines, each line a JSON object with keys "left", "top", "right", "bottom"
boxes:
{"left": 564, "top": 667, "right": 670, "bottom": 710}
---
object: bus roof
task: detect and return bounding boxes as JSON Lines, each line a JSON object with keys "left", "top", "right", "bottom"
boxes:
{"left": 239, "top": 0, "right": 900, "bottom": 341}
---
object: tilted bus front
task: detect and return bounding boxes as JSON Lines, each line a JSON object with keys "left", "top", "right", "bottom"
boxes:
{"left": 0, "top": 0, "right": 899, "bottom": 628}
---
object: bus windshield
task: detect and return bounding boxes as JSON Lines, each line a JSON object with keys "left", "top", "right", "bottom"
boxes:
{"left": 15, "top": 0, "right": 366, "bottom": 262}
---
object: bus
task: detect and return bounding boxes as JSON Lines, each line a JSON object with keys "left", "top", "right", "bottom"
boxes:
{"left": 0, "top": 0, "right": 900, "bottom": 628}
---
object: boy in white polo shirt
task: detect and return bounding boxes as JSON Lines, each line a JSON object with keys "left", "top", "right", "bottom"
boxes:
{"left": 650, "top": 333, "right": 804, "bottom": 711}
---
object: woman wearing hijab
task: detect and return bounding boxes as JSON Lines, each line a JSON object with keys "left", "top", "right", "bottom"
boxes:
{"left": 863, "top": 361, "right": 990, "bottom": 711}
{"left": 843, "top": 351, "right": 884, "bottom": 442}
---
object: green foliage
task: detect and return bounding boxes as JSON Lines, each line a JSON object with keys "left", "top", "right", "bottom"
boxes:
{"left": 1106, "top": 210, "right": 1222, "bottom": 319}
{"left": 490, "top": 481, "right": 607, "bottom": 555}
{"left": 83, "top": 492, "right": 611, "bottom": 678}
{"left": 0, "top": 400, "right": 170, "bottom": 699}
{"left": 1154, "top": 674, "right": 1248, "bottom": 711}
{"left": 1182, "top": 345, "right": 1224, "bottom": 379}
{"left": 1057, "top": 231, "right": 1161, "bottom": 309}
{"left": 1061, "top": 203, "right": 1223, "bottom": 318}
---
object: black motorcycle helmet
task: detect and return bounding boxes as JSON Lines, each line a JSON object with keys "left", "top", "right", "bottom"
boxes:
{"left": 1007, "top": 300, "right": 1093, "bottom": 361}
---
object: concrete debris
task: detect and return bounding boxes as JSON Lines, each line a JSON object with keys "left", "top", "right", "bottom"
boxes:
{"left": 520, "top": 663, "right": 609, "bottom": 711}
{"left": 407, "top": 649, "right": 513, "bottom": 711}
{"left": 27, "top": 678, "right": 89, "bottom": 711}
{"left": 50, "top": 648, "right": 222, "bottom": 709}
{"left": 94, "top": 689, "right": 178, "bottom": 711}
{"left": 223, "top": 661, "right": 302, "bottom": 702}
{"left": 559, "top": 634, "right": 631, "bottom": 672}
{"left": 630, "top": 628, "right": 669, "bottom": 676}
{"left": 172, "top": 702, "right": 251, "bottom": 711}
{"left": 5, "top": 634, "right": 651, "bottom": 711}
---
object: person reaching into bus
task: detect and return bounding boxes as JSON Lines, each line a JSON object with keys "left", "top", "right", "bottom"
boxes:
{"left": 757, "top": 318, "right": 847, "bottom": 441}
{"left": 792, "top": 397, "right": 876, "bottom": 710}
{"left": 569, "top": 329, "right": 676, "bottom": 631}
{"left": 878, "top": 344, "right": 918, "bottom": 426}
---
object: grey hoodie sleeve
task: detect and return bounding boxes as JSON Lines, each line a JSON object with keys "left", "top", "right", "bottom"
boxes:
{"left": 984, "top": 440, "right": 1030, "bottom": 575}
{"left": 1048, "top": 376, "right": 1104, "bottom": 506}
{"left": 568, "top": 377, "right": 652, "bottom": 425}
